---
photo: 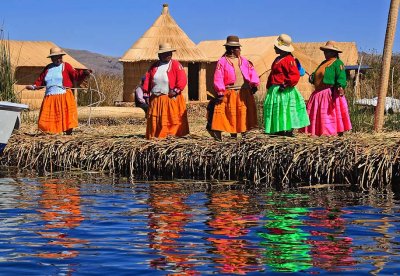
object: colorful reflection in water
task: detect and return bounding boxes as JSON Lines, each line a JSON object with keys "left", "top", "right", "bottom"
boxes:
{"left": 306, "top": 208, "right": 356, "bottom": 271}
{"left": 36, "top": 181, "right": 87, "bottom": 260}
{"left": 0, "top": 174, "right": 399, "bottom": 275}
{"left": 147, "top": 183, "right": 198, "bottom": 275}
{"left": 258, "top": 193, "right": 312, "bottom": 272}
{"left": 206, "top": 190, "right": 262, "bottom": 274}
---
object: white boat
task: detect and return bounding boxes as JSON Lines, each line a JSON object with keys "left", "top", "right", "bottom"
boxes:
{"left": 0, "top": 101, "right": 29, "bottom": 154}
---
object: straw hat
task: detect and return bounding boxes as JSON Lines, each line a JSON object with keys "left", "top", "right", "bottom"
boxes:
{"left": 47, "top": 47, "right": 66, "bottom": 58}
{"left": 223, "top": 35, "right": 242, "bottom": 47}
{"left": 274, "top": 34, "right": 294, "bottom": 53}
{"left": 157, "top": 43, "right": 176, "bottom": 54}
{"left": 320, "top": 41, "right": 342, "bottom": 53}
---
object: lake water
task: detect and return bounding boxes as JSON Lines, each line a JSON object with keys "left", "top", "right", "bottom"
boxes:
{"left": 0, "top": 171, "right": 399, "bottom": 275}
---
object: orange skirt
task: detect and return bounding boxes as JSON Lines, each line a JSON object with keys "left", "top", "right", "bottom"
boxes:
{"left": 208, "top": 88, "right": 257, "bottom": 133}
{"left": 146, "top": 93, "right": 190, "bottom": 139}
{"left": 38, "top": 89, "right": 78, "bottom": 134}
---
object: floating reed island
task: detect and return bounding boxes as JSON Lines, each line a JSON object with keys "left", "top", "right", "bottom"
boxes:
{"left": 1, "top": 128, "right": 400, "bottom": 192}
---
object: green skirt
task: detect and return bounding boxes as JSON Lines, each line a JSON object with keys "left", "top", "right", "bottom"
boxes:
{"left": 263, "top": 85, "right": 310, "bottom": 134}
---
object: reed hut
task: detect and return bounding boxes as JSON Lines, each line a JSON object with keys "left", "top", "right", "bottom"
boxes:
{"left": 8, "top": 40, "right": 87, "bottom": 109}
{"left": 119, "top": 4, "right": 209, "bottom": 103}
{"left": 295, "top": 42, "right": 360, "bottom": 97}
{"left": 294, "top": 42, "right": 359, "bottom": 66}
{"left": 197, "top": 36, "right": 319, "bottom": 100}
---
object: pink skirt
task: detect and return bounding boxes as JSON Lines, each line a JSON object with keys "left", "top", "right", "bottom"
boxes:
{"left": 300, "top": 87, "right": 352, "bottom": 136}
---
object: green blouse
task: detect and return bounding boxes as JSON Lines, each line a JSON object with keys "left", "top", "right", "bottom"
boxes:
{"left": 310, "top": 58, "right": 347, "bottom": 88}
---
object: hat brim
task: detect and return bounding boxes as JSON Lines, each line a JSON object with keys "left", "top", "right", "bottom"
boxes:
{"left": 320, "top": 46, "right": 342, "bottom": 53}
{"left": 157, "top": 49, "right": 176, "bottom": 54}
{"left": 47, "top": 53, "right": 66, "bottom": 58}
{"left": 223, "top": 42, "right": 242, "bottom": 47}
{"left": 274, "top": 41, "right": 294, "bottom": 53}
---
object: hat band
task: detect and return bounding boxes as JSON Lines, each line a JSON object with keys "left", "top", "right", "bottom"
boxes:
{"left": 277, "top": 39, "right": 290, "bottom": 47}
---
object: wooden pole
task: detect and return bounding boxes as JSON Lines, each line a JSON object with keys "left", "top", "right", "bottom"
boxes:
{"left": 374, "top": 0, "right": 400, "bottom": 132}
{"left": 198, "top": 63, "right": 207, "bottom": 102}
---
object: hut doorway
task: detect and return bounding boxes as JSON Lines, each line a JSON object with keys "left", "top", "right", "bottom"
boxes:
{"left": 188, "top": 63, "right": 199, "bottom": 101}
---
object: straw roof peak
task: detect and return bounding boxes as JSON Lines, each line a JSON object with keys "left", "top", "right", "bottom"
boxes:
{"left": 120, "top": 4, "right": 208, "bottom": 62}
{"left": 162, "top": 3, "right": 169, "bottom": 14}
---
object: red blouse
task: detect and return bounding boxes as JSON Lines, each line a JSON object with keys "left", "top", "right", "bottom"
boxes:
{"left": 143, "top": 59, "right": 187, "bottom": 97}
{"left": 266, "top": 54, "right": 300, "bottom": 89}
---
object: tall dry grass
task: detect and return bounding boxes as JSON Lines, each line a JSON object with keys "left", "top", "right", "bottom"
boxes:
{"left": 348, "top": 52, "right": 400, "bottom": 132}
{"left": 0, "top": 29, "right": 18, "bottom": 102}
{"left": 78, "top": 72, "right": 123, "bottom": 107}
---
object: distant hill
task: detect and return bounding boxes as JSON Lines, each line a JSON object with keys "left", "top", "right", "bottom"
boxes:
{"left": 64, "top": 48, "right": 123, "bottom": 76}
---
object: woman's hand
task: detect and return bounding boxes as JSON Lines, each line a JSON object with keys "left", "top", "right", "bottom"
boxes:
{"left": 168, "top": 88, "right": 181, "bottom": 98}
{"left": 337, "top": 87, "right": 345, "bottom": 96}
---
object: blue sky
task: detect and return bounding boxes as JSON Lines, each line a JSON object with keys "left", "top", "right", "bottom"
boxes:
{"left": 1, "top": 0, "right": 399, "bottom": 57}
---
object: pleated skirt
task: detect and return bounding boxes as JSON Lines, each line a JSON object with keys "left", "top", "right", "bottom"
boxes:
{"left": 146, "top": 93, "right": 189, "bottom": 139}
{"left": 38, "top": 89, "right": 78, "bottom": 134}
{"left": 207, "top": 88, "right": 257, "bottom": 133}
{"left": 263, "top": 85, "right": 310, "bottom": 133}
{"left": 300, "top": 87, "right": 352, "bottom": 136}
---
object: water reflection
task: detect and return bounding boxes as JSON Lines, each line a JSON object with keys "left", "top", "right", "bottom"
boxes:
{"left": 206, "top": 190, "right": 263, "bottom": 274}
{"left": 147, "top": 183, "right": 198, "bottom": 274}
{"left": 36, "top": 180, "right": 87, "bottom": 259}
{"left": 0, "top": 171, "right": 399, "bottom": 275}
{"left": 306, "top": 207, "right": 355, "bottom": 271}
{"left": 258, "top": 193, "right": 312, "bottom": 272}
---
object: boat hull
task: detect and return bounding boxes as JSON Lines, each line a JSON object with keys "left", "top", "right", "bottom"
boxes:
{"left": 0, "top": 102, "right": 29, "bottom": 154}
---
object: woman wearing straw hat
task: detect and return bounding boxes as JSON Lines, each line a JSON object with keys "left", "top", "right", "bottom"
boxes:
{"left": 25, "top": 47, "right": 91, "bottom": 135}
{"left": 263, "top": 34, "right": 309, "bottom": 136}
{"left": 207, "top": 35, "right": 260, "bottom": 141}
{"left": 142, "top": 43, "right": 189, "bottom": 139}
{"left": 300, "top": 41, "right": 352, "bottom": 136}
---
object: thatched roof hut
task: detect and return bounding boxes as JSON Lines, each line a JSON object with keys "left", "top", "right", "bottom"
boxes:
{"left": 119, "top": 4, "right": 209, "bottom": 103}
{"left": 198, "top": 36, "right": 319, "bottom": 100}
{"left": 294, "top": 42, "right": 359, "bottom": 66}
{"left": 9, "top": 40, "right": 86, "bottom": 109}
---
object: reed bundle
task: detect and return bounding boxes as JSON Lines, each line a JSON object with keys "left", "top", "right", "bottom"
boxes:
{"left": 1, "top": 131, "right": 399, "bottom": 192}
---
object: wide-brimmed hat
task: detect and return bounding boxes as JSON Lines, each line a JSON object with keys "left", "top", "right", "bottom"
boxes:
{"left": 320, "top": 41, "right": 342, "bottom": 53}
{"left": 274, "top": 34, "right": 294, "bottom": 53}
{"left": 223, "top": 35, "right": 241, "bottom": 47}
{"left": 47, "top": 47, "right": 66, "bottom": 58}
{"left": 157, "top": 43, "right": 176, "bottom": 54}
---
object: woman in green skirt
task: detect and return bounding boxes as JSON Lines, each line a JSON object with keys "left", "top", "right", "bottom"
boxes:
{"left": 263, "top": 34, "right": 310, "bottom": 136}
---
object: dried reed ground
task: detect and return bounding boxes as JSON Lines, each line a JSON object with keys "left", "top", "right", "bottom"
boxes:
{"left": 2, "top": 103, "right": 400, "bottom": 192}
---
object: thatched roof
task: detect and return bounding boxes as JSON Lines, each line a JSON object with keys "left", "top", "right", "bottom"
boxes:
{"left": 8, "top": 40, "right": 86, "bottom": 69}
{"left": 197, "top": 36, "right": 319, "bottom": 77}
{"left": 119, "top": 4, "right": 208, "bottom": 63}
{"left": 294, "top": 42, "right": 359, "bottom": 66}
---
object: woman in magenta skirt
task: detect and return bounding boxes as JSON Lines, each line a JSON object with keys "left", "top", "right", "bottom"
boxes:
{"left": 301, "top": 41, "right": 352, "bottom": 136}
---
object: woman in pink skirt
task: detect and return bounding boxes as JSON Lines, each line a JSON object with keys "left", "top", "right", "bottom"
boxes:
{"left": 301, "top": 41, "right": 352, "bottom": 136}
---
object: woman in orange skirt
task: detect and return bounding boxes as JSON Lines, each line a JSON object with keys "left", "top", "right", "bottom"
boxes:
{"left": 143, "top": 43, "right": 189, "bottom": 139}
{"left": 207, "top": 35, "right": 260, "bottom": 141}
{"left": 26, "top": 47, "right": 91, "bottom": 135}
